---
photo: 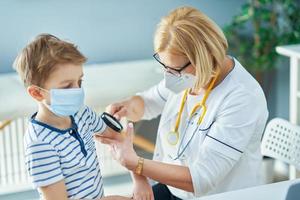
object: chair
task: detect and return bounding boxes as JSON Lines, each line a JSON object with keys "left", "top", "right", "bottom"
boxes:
{"left": 285, "top": 182, "right": 300, "bottom": 200}
{"left": 261, "top": 118, "right": 300, "bottom": 179}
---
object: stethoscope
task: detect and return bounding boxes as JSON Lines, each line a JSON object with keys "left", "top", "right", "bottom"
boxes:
{"left": 167, "top": 71, "right": 219, "bottom": 160}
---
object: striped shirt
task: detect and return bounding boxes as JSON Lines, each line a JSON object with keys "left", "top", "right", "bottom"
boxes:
{"left": 24, "top": 106, "right": 107, "bottom": 199}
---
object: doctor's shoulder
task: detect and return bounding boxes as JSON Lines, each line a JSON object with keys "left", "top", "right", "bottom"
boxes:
{"left": 215, "top": 82, "right": 268, "bottom": 121}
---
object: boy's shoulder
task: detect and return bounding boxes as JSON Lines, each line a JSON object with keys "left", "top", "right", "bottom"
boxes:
{"left": 24, "top": 105, "right": 102, "bottom": 146}
{"left": 25, "top": 112, "right": 66, "bottom": 147}
{"left": 25, "top": 117, "right": 47, "bottom": 141}
{"left": 24, "top": 124, "right": 57, "bottom": 156}
{"left": 24, "top": 118, "right": 55, "bottom": 149}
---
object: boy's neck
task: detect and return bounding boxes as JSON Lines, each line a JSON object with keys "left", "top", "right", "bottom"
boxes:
{"left": 35, "top": 102, "right": 72, "bottom": 130}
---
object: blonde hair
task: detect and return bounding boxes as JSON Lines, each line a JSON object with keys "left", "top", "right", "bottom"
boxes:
{"left": 154, "top": 6, "right": 228, "bottom": 90}
{"left": 13, "top": 34, "right": 87, "bottom": 87}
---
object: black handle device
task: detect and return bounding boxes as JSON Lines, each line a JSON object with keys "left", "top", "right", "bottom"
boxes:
{"left": 101, "top": 112, "right": 123, "bottom": 133}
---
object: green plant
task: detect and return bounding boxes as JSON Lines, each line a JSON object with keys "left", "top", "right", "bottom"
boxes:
{"left": 224, "top": 0, "right": 300, "bottom": 85}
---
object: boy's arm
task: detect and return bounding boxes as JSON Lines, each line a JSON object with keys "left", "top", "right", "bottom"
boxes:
{"left": 87, "top": 107, "right": 107, "bottom": 135}
{"left": 88, "top": 108, "right": 121, "bottom": 138}
{"left": 39, "top": 180, "right": 132, "bottom": 200}
{"left": 39, "top": 180, "right": 68, "bottom": 200}
{"left": 41, "top": 182, "right": 131, "bottom": 200}
{"left": 25, "top": 140, "right": 65, "bottom": 197}
{"left": 100, "top": 196, "right": 132, "bottom": 200}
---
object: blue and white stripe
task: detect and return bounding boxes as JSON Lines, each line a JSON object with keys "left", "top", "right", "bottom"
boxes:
{"left": 24, "top": 106, "right": 106, "bottom": 199}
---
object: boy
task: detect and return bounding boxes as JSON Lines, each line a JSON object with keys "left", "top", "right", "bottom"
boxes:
{"left": 13, "top": 34, "right": 131, "bottom": 200}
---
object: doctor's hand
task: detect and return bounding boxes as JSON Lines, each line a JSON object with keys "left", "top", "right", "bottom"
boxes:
{"left": 95, "top": 123, "right": 139, "bottom": 170}
{"left": 100, "top": 195, "right": 133, "bottom": 200}
{"left": 99, "top": 126, "right": 123, "bottom": 142}
{"left": 106, "top": 96, "right": 145, "bottom": 122}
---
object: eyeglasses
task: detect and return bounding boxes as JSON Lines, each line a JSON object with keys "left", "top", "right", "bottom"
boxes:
{"left": 153, "top": 53, "right": 191, "bottom": 77}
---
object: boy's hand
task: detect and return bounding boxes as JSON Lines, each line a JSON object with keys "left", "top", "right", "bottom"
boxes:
{"left": 132, "top": 175, "right": 154, "bottom": 200}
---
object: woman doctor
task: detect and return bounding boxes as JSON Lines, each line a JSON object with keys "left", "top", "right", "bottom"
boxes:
{"left": 97, "top": 6, "right": 269, "bottom": 200}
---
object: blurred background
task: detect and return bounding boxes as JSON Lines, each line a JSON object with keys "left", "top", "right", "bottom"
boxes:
{"left": 0, "top": 0, "right": 300, "bottom": 199}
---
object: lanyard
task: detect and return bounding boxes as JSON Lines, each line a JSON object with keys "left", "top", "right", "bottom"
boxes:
{"left": 167, "top": 71, "right": 220, "bottom": 146}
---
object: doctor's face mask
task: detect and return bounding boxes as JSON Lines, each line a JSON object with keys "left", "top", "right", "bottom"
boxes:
{"left": 164, "top": 71, "right": 197, "bottom": 93}
{"left": 153, "top": 52, "right": 197, "bottom": 93}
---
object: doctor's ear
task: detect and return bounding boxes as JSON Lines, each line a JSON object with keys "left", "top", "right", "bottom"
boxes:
{"left": 27, "top": 85, "right": 46, "bottom": 102}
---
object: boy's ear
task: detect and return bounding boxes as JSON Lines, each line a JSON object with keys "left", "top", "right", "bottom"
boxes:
{"left": 27, "top": 86, "right": 45, "bottom": 101}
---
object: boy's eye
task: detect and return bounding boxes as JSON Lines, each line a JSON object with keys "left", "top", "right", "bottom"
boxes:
{"left": 60, "top": 79, "right": 83, "bottom": 89}
{"left": 63, "top": 84, "right": 72, "bottom": 89}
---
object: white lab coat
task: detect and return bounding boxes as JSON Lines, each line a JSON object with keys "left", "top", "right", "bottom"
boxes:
{"left": 138, "top": 58, "right": 269, "bottom": 199}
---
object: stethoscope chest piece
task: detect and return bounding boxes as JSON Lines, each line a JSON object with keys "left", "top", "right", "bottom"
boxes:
{"left": 167, "top": 131, "right": 179, "bottom": 146}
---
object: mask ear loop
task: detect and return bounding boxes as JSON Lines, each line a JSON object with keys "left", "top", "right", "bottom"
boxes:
{"left": 32, "top": 85, "right": 50, "bottom": 93}
{"left": 31, "top": 85, "right": 52, "bottom": 109}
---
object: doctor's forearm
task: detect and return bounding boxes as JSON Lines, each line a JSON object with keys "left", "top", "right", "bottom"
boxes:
{"left": 128, "top": 158, "right": 194, "bottom": 192}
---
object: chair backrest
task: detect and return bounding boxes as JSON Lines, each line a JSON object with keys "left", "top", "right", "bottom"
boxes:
{"left": 261, "top": 118, "right": 300, "bottom": 170}
{"left": 285, "top": 182, "right": 300, "bottom": 200}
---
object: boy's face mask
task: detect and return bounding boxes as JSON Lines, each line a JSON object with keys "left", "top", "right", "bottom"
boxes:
{"left": 37, "top": 86, "right": 85, "bottom": 117}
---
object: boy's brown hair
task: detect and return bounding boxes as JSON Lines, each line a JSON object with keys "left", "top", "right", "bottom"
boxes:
{"left": 13, "top": 34, "right": 87, "bottom": 87}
